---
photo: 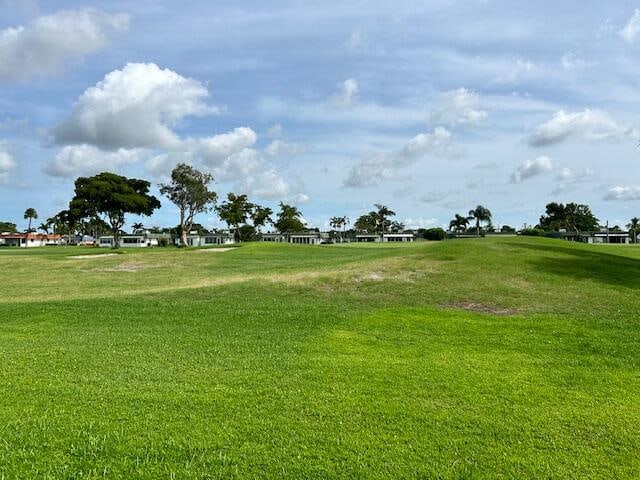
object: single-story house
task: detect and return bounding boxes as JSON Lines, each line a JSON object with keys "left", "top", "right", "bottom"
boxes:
{"left": 356, "top": 233, "right": 415, "bottom": 242}
{"left": 559, "top": 231, "right": 631, "bottom": 244}
{"left": 0, "top": 233, "right": 61, "bottom": 248}
{"left": 98, "top": 235, "right": 150, "bottom": 248}
{"left": 262, "top": 233, "right": 287, "bottom": 242}
{"left": 355, "top": 234, "right": 381, "bottom": 243}
{"left": 262, "top": 231, "right": 328, "bottom": 245}
{"left": 175, "top": 233, "right": 235, "bottom": 247}
{"left": 382, "top": 233, "right": 414, "bottom": 242}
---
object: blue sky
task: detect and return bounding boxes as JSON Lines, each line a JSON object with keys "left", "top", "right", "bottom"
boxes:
{"left": 2, "top": 0, "right": 640, "bottom": 231}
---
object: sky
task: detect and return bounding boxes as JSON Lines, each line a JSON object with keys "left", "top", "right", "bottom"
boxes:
{"left": 2, "top": 0, "right": 640, "bottom": 232}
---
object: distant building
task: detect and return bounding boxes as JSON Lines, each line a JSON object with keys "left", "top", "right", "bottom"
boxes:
{"left": 559, "top": 231, "right": 631, "bottom": 244}
{"left": 356, "top": 233, "right": 415, "bottom": 243}
{"left": 0, "top": 233, "right": 61, "bottom": 248}
{"left": 98, "top": 234, "right": 150, "bottom": 248}
{"left": 175, "top": 232, "right": 235, "bottom": 247}
{"left": 262, "top": 231, "right": 328, "bottom": 245}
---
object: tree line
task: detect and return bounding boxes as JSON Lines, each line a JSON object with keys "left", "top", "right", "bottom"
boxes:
{"left": 4, "top": 165, "right": 640, "bottom": 246}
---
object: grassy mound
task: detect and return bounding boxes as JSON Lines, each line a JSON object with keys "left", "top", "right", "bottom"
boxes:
{"left": 1, "top": 237, "right": 639, "bottom": 478}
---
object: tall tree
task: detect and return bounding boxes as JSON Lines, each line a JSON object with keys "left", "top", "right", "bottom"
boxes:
{"left": 251, "top": 205, "right": 273, "bottom": 234}
{"left": 468, "top": 205, "right": 492, "bottom": 237}
{"left": 274, "top": 202, "right": 305, "bottom": 233}
{"left": 374, "top": 204, "right": 396, "bottom": 233}
{"left": 538, "top": 202, "right": 598, "bottom": 233}
{"left": 23, "top": 208, "right": 37, "bottom": 233}
{"left": 71, "top": 172, "right": 160, "bottom": 248}
{"left": 628, "top": 217, "right": 640, "bottom": 244}
{"left": 160, "top": 163, "right": 217, "bottom": 247}
{"left": 354, "top": 212, "right": 378, "bottom": 233}
{"left": 329, "top": 216, "right": 349, "bottom": 242}
{"left": 216, "top": 193, "right": 254, "bottom": 241}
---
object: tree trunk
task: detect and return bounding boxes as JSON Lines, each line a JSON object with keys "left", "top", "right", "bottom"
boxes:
{"left": 476, "top": 220, "right": 480, "bottom": 237}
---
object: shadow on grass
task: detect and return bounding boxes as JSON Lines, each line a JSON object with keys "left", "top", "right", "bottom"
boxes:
{"left": 505, "top": 240, "right": 640, "bottom": 289}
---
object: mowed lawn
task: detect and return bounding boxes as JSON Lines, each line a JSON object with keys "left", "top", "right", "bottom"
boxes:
{"left": 1, "top": 237, "right": 639, "bottom": 479}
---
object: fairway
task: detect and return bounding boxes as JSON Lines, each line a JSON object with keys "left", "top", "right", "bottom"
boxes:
{"left": 1, "top": 237, "right": 639, "bottom": 478}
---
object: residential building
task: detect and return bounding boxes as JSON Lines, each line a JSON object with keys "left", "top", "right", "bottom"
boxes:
{"left": 0, "top": 233, "right": 61, "bottom": 248}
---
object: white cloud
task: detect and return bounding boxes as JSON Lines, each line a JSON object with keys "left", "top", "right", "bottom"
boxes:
{"left": 332, "top": 78, "right": 359, "bottom": 107}
{"left": 604, "top": 186, "right": 640, "bottom": 201}
{"left": 430, "top": 88, "right": 488, "bottom": 126}
{"left": 265, "top": 139, "right": 308, "bottom": 157}
{"left": 45, "top": 144, "right": 145, "bottom": 178}
{"left": 620, "top": 9, "right": 640, "bottom": 43}
{"left": 556, "top": 166, "right": 593, "bottom": 182}
{"left": 290, "top": 193, "right": 310, "bottom": 204}
{"left": 53, "top": 63, "right": 217, "bottom": 150}
{"left": 404, "top": 217, "right": 439, "bottom": 229}
{"left": 344, "top": 127, "right": 462, "bottom": 188}
{"left": 0, "top": 144, "right": 16, "bottom": 184}
{"left": 195, "top": 127, "right": 257, "bottom": 166}
{"left": 145, "top": 151, "right": 195, "bottom": 178}
{"left": 510, "top": 156, "right": 553, "bottom": 183}
{"left": 0, "top": 9, "right": 129, "bottom": 82}
{"left": 527, "top": 109, "right": 636, "bottom": 147}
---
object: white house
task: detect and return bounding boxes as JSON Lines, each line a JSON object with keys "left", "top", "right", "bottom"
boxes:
{"left": 175, "top": 233, "right": 235, "bottom": 247}
{"left": 0, "top": 233, "right": 62, "bottom": 248}
{"left": 356, "top": 233, "right": 414, "bottom": 243}
{"left": 98, "top": 235, "right": 150, "bottom": 248}
{"left": 262, "top": 231, "right": 327, "bottom": 245}
{"left": 382, "top": 233, "right": 414, "bottom": 242}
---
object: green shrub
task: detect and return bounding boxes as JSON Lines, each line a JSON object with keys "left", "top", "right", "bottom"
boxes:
{"left": 519, "top": 228, "right": 546, "bottom": 237}
{"left": 420, "top": 228, "right": 446, "bottom": 241}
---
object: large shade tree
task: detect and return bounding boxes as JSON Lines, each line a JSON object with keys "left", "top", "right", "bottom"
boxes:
{"left": 538, "top": 202, "right": 598, "bottom": 233}
{"left": 71, "top": 172, "right": 160, "bottom": 248}
{"left": 23, "top": 208, "right": 37, "bottom": 233}
{"left": 251, "top": 205, "right": 273, "bottom": 234}
{"left": 160, "top": 163, "right": 217, "bottom": 247}
{"left": 468, "top": 205, "right": 492, "bottom": 237}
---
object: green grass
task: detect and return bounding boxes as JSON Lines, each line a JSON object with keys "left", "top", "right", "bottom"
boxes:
{"left": 1, "top": 237, "right": 639, "bottom": 478}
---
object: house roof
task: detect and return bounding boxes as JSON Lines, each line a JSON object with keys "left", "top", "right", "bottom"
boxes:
{"left": 0, "top": 233, "right": 61, "bottom": 240}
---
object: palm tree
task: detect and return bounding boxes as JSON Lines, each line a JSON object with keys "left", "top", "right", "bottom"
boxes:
{"left": 132, "top": 222, "right": 144, "bottom": 234}
{"left": 627, "top": 217, "right": 640, "bottom": 244}
{"left": 329, "top": 216, "right": 350, "bottom": 243}
{"left": 449, "top": 214, "right": 471, "bottom": 233}
{"left": 38, "top": 222, "right": 51, "bottom": 234}
{"left": 374, "top": 204, "right": 396, "bottom": 233}
{"left": 468, "top": 205, "right": 492, "bottom": 237}
{"left": 23, "top": 208, "right": 38, "bottom": 233}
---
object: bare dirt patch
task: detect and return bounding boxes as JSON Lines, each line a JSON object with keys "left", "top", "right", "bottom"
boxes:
{"left": 68, "top": 253, "right": 119, "bottom": 259}
{"left": 103, "top": 262, "right": 144, "bottom": 272}
{"left": 444, "top": 301, "right": 518, "bottom": 316}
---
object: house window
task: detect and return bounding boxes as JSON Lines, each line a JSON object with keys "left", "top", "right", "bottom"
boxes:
{"left": 123, "top": 238, "right": 140, "bottom": 244}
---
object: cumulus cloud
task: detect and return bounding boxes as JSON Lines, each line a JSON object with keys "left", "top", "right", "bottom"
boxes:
{"left": 265, "top": 139, "right": 308, "bottom": 157}
{"left": 332, "top": 78, "right": 359, "bottom": 107}
{"left": 430, "top": 88, "right": 488, "bottom": 126}
{"left": 561, "top": 52, "right": 593, "bottom": 70}
{"left": 45, "top": 144, "right": 145, "bottom": 178}
{"left": 604, "top": 186, "right": 640, "bottom": 201}
{"left": 620, "top": 9, "right": 640, "bottom": 42}
{"left": 0, "top": 9, "right": 129, "bottom": 82}
{"left": 510, "top": 156, "right": 553, "bottom": 183}
{"left": 266, "top": 123, "right": 282, "bottom": 137}
{"left": 195, "top": 127, "right": 257, "bottom": 166}
{"left": 53, "top": 63, "right": 217, "bottom": 150}
{"left": 527, "top": 109, "right": 636, "bottom": 147}
{"left": 0, "top": 144, "right": 16, "bottom": 184}
{"left": 551, "top": 166, "right": 594, "bottom": 195}
{"left": 344, "top": 127, "right": 462, "bottom": 188}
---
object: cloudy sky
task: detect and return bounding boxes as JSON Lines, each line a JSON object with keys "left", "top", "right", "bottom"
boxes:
{"left": 2, "top": 0, "right": 640, "bottom": 231}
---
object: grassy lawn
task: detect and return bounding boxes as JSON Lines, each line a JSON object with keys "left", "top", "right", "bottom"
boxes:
{"left": 1, "top": 237, "right": 639, "bottom": 478}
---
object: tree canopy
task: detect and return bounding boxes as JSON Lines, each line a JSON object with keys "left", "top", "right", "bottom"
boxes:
{"left": 71, "top": 172, "right": 160, "bottom": 248}
{"left": 160, "top": 163, "right": 217, "bottom": 247}
{"left": 468, "top": 205, "right": 492, "bottom": 237}
{"left": 538, "top": 202, "right": 598, "bottom": 232}
{"left": 274, "top": 202, "right": 305, "bottom": 233}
